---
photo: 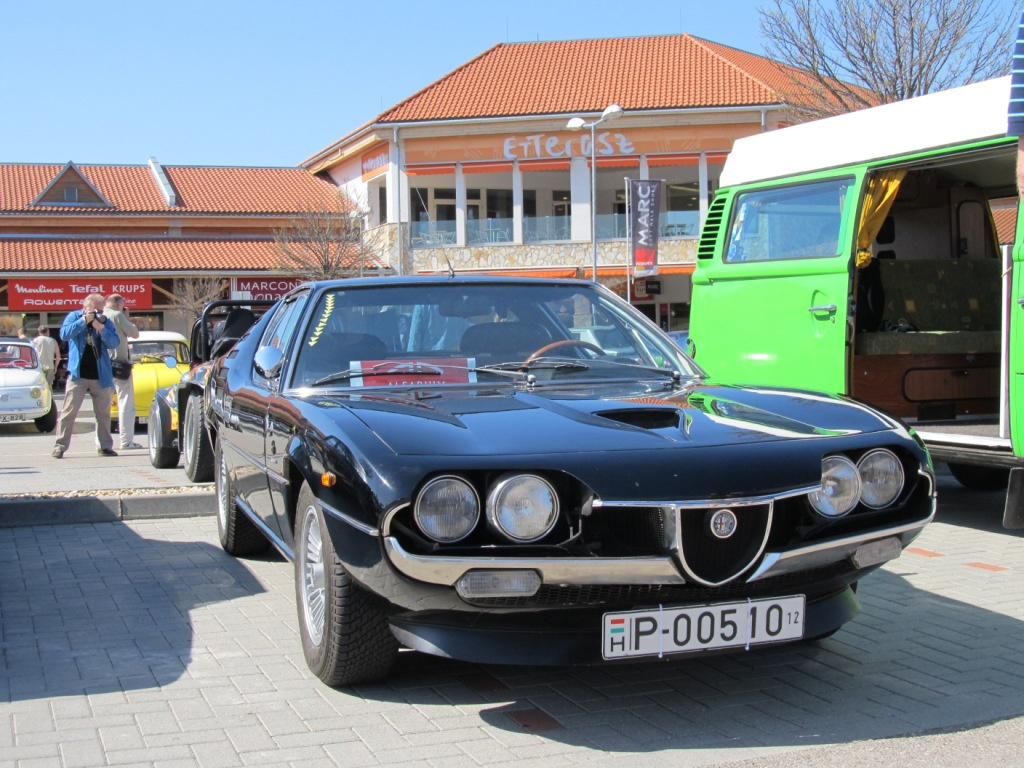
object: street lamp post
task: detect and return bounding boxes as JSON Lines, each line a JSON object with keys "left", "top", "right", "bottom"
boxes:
{"left": 567, "top": 104, "right": 623, "bottom": 281}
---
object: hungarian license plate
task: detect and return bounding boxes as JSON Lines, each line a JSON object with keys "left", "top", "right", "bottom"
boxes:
{"left": 0, "top": 414, "right": 26, "bottom": 423}
{"left": 603, "top": 595, "right": 805, "bottom": 659}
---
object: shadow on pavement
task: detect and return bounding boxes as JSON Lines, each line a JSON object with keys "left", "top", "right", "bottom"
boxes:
{"left": 0, "top": 522, "right": 267, "bottom": 701}
{"left": 1, "top": 516, "right": 1020, "bottom": 758}
{"left": 347, "top": 566, "right": 1023, "bottom": 752}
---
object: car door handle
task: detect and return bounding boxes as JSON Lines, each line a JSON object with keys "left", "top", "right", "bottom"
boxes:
{"left": 808, "top": 304, "right": 837, "bottom": 313}
{"left": 1017, "top": 297, "right": 1024, "bottom": 308}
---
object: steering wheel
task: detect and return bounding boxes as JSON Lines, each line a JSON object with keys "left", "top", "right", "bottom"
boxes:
{"left": 9, "top": 360, "right": 30, "bottom": 368}
{"left": 524, "top": 339, "right": 605, "bottom": 364}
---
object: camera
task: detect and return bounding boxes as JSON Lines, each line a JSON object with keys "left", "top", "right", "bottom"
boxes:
{"left": 87, "top": 310, "right": 106, "bottom": 324}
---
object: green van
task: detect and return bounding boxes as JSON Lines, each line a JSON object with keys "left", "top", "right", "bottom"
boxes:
{"left": 687, "top": 76, "right": 1024, "bottom": 528}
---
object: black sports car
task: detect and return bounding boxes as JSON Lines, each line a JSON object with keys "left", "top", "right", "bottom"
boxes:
{"left": 206, "top": 276, "right": 935, "bottom": 686}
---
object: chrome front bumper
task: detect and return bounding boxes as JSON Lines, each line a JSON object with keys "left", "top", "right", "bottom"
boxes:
{"left": 378, "top": 471, "right": 936, "bottom": 589}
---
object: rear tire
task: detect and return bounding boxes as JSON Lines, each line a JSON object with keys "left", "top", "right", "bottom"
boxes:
{"left": 295, "top": 482, "right": 398, "bottom": 686}
{"left": 947, "top": 462, "right": 1010, "bottom": 491}
{"left": 34, "top": 402, "right": 57, "bottom": 433}
{"left": 184, "top": 393, "right": 214, "bottom": 482}
{"left": 215, "top": 438, "right": 269, "bottom": 556}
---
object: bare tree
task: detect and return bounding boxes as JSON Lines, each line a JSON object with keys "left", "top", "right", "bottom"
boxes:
{"left": 168, "top": 276, "right": 227, "bottom": 323}
{"left": 273, "top": 192, "right": 387, "bottom": 281}
{"left": 760, "top": 0, "right": 1015, "bottom": 117}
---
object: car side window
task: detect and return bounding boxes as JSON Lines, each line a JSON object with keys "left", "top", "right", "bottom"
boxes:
{"left": 725, "top": 178, "right": 852, "bottom": 263}
{"left": 253, "top": 293, "right": 308, "bottom": 387}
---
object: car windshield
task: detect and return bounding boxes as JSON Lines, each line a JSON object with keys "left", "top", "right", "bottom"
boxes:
{"left": 0, "top": 343, "right": 39, "bottom": 369}
{"left": 129, "top": 341, "right": 188, "bottom": 364}
{"left": 289, "top": 282, "right": 701, "bottom": 388}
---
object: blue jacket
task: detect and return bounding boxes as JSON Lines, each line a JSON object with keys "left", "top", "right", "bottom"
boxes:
{"left": 61, "top": 309, "right": 120, "bottom": 388}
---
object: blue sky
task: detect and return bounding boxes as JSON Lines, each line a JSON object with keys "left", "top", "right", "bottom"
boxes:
{"left": 1, "top": 1, "right": 767, "bottom": 168}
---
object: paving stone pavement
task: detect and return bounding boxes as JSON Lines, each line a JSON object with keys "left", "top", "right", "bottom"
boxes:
{"left": 0, "top": 475, "right": 1022, "bottom": 767}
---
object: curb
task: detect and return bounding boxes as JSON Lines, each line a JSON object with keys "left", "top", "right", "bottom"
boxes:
{"left": 0, "top": 492, "right": 216, "bottom": 527}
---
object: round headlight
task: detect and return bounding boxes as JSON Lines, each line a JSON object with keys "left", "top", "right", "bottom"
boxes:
{"left": 414, "top": 476, "right": 480, "bottom": 543}
{"left": 808, "top": 455, "right": 861, "bottom": 518}
{"left": 857, "top": 449, "right": 905, "bottom": 509}
{"left": 30, "top": 387, "right": 42, "bottom": 399}
{"left": 486, "top": 474, "right": 559, "bottom": 543}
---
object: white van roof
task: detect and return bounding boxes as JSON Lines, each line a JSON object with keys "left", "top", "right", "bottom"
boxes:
{"left": 719, "top": 76, "right": 1011, "bottom": 187}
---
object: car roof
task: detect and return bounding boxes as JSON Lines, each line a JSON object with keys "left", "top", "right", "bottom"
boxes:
{"left": 720, "top": 76, "right": 1011, "bottom": 187}
{"left": 131, "top": 330, "right": 188, "bottom": 343}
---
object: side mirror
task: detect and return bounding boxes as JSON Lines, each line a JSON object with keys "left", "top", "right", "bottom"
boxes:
{"left": 254, "top": 346, "right": 285, "bottom": 379}
{"left": 685, "top": 337, "right": 696, "bottom": 359}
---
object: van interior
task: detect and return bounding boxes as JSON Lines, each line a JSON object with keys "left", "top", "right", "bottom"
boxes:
{"left": 851, "top": 144, "right": 1016, "bottom": 437}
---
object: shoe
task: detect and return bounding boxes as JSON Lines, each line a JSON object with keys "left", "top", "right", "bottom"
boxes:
{"left": 52, "top": 446, "right": 64, "bottom": 459}
{"left": 121, "top": 442, "right": 144, "bottom": 450}
{"left": 97, "top": 448, "right": 118, "bottom": 457}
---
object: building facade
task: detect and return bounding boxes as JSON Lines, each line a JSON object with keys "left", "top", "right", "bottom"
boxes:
{"left": 302, "top": 34, "right": 820, "bottom": 330}
{"left": 0, "top": 159, "right": 379, "bottom": 337}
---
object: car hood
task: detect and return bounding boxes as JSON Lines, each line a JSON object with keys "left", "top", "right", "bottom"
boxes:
{"left": 0, "top": 369, "right": 46, "bottom": 388}
{"left": 314, "top": 380, "right": 901, "bottom": 457}
{"left": 134, "top": 363, "right": 189, "bottom": 392}
{"left": 297, "top": 381, "right": 918, "bottom": 501}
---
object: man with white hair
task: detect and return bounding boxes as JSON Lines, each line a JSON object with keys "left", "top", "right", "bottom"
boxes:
{"left": 104, "top": 293, "right": 141, "bottom": 449}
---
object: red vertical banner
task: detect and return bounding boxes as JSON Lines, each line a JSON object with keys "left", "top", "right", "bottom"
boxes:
{"left": 630, "top": 179, "right": 661, "bottom": 277}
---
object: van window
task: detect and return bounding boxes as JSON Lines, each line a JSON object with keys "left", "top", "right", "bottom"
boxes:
{"left": 724, "top": 178, "right": 853, "bottom": 263}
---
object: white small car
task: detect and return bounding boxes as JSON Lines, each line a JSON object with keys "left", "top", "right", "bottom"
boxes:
{"left": 0, "top": 338, "right": 56, "bottom": 432}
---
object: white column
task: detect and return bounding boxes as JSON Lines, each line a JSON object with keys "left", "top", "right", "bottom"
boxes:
{"left": 569, "top": 156, "right": 591, "bottom": 241}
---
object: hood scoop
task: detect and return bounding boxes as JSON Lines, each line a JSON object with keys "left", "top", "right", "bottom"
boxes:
{"left": 597, "top": 408, "right": 680, "bottom": 431}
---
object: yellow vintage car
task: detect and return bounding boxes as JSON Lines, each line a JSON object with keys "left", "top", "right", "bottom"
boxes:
{"left": 111, "top": 330, "right": 189, "bottom": 428}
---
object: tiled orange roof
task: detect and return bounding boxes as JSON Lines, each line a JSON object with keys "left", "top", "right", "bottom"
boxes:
{"left": 993, "top": 205, "right": 1017, "bottom": 245}
{"left": 378, "top": 34, "right": 819, "bottom": 122}
{"left": 0, "top": 238, "right": 383, "bottom": 274}
{"left": 0, "top": 164, "right": 347, "bottom": 215}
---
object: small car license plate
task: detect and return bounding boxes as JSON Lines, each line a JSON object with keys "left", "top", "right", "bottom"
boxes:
{"left": 0, "top": 414, "right": 26, "bottom": 423}
{"left": 602, "top": 595, "right": 805, "bottom": 659}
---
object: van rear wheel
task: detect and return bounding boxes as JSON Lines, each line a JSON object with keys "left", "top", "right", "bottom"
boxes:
{"left": 947, "top": 463, "right": 1010, "bottom": 491}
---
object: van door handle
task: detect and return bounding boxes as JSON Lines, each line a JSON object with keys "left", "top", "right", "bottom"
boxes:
{"left": 808, "top": 304, "right": 837, "bottom": 313}
{"left": 1017, "top": 297, "right": 1024, "bottom": 308}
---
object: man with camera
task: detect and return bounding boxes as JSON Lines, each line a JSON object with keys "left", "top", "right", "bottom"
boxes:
{"left": 52, "top": 292, "right": 121, "bottom": 459}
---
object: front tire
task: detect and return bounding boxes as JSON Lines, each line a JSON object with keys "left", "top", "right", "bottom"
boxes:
{"left": 34, "top": 402, "right": 57, "bottom": 433}
{"left": 215, "top": 438, "right": 269, "bottom": 556}
{"left": 184, "top": 392, "right": 214, "bottom": 482}
{"left": 295, "top": 482, "right": 398, "bottom": 686}
{"left": 148, "top": 399, "right": 180, "bottom": 468}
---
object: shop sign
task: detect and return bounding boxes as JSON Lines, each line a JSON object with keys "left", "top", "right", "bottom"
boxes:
{"left": 7, "top": 278, "right": 152, "bottom": 311}
{"left": 503, "top": 131, "right": 635, "bottom": 161}
{"left": 231, "top": 277, "right": 304, "bottom": 301}
{"left": 361, "top": 146, "right": 390, "bottom": 180}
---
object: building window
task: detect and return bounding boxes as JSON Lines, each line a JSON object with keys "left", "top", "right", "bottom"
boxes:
{"left": 522, "top": 166, "right": 572, "bottom": 242}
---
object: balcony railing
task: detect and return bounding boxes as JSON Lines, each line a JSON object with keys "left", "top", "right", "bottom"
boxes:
{"left": 524, "top": 215, "right": 571, "bottom": 242}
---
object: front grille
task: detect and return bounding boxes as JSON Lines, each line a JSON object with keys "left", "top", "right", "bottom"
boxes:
{"left": 593, "top": 506, "right": 669, "bottom": 556}
{"left": 678, "top": 504, "right": 771, "bottom": 584}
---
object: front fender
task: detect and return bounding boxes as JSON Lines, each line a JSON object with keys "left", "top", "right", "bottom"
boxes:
{"left": 150, "top": 387, "right": 178, "bottom": 447}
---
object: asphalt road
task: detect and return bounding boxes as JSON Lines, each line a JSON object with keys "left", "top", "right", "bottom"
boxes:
{"left": 1, "top": 404, "right": 1022, "bottom": 767}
